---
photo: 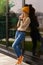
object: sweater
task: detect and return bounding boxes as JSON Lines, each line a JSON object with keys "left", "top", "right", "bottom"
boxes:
{"left": 17, "top": 17, "right": 30, "bottom": 31}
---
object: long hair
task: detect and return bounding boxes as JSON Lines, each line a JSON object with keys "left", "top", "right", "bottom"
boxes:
{"left": 29, "top": 4, "right": 39, "bottom": 29}
{"left": 24, "top": 4, "right": 39, "bottom": 29}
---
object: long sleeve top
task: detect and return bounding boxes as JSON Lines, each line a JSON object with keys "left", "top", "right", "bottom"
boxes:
{"left": 17, "top": 17, "right": 30, "bottom": 31}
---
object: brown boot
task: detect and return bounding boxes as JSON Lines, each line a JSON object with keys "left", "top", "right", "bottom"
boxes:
{"left": 16, "top": 56, "right": 24, "bottom": 65}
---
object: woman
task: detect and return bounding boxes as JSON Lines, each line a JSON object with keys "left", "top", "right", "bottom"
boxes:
{"left": 29, "top": 5, "right": 43, "bottom": 56}
{"left": 24, "top": 4, "right": 43, "bottom": 56}
{"left": 12, "top": 6, "right": 30, "bottom": 65}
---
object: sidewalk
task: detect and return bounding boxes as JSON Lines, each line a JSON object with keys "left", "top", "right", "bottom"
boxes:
{"left": 0, "top": 53, "right": 29, "bottom": 65}
{"left": 0, "top": 44, "right": 43, "bottom": 65}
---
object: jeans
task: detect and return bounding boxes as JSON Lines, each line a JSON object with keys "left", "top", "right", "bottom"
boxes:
{"left": 12, "top": 30, "right": 25, "bottom": 57}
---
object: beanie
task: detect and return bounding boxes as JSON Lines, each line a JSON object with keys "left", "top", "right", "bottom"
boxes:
{"left": 22, "top": 6, "right": 29, "bottom": 13}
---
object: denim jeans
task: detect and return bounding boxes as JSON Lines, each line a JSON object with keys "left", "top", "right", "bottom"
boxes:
{"left": 12, "top": 30, "right": 25, "bottom": 57}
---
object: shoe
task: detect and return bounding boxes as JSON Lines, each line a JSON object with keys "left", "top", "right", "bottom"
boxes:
{"left": 16, "top": 56, "right": 24, "bottom": 65}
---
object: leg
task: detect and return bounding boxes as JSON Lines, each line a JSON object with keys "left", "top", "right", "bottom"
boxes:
{"left": 34, "top": 33, "right": 43, "bottom": 56}
{"left": 40, "top": 37, "right": 43, "bottom": 53}
{"left": 37, "top": 34, "right": 43, "bottom": 54}
{"left": 15, "top": 31, "right": 19, "bottom": 39}
{"left": 12, "top": 31, "right": 25, "bottom": 57}
{"left": 12, "top": 32, "right": 25, "bottom": 64}
{"left": 32, "top": 38, "right": 37, "bottom": 56}
{"left": 21, "top": 39, "right": 25, "bottom": 55}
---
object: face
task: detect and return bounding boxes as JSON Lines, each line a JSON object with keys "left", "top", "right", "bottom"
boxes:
{"left": 20, "top": 11, "right": 25, "bottom": 18}
{"left": 22, "top": 11, "right": 25, "bottom": 17}
{"left": 22, "top": 11, "right": 28, "bottom": 17}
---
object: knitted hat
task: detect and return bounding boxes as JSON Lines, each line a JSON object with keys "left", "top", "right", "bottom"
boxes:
{"left": 22, "top": 6, "right": 29, "bottom": 13}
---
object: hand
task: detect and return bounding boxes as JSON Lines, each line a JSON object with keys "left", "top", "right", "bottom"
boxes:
{"left": 19, "top": 14, "right": 24, "bottom": 20}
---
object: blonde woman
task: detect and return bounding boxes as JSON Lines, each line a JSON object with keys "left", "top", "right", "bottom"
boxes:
{"left": 12, "top": 6, "right": 30, "bottom": 65}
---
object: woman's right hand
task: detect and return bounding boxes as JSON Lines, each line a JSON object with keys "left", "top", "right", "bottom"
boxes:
{"left": 19, "top": 14, "right": 24, "bottom": 20}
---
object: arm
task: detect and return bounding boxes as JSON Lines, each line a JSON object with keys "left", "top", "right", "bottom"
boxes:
{"left": 21, "top": 17, "right": 30, "bottom": 28}
{"left": 17, "top": 14, "right": 24, "bottom": 28}
{"left": 17, "top": 19, "right": 20, "bottom": 28}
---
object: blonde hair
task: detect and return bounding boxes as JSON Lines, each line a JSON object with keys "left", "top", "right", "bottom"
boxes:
{"left": 22, "top": 6, "right": 29, "bottom": 14}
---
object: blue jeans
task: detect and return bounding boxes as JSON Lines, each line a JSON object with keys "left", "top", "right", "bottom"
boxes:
{"left": 12, "top": 30, "right": 25, "bottom": 57}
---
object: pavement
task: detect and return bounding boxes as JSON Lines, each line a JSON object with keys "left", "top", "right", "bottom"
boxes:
{"left": 0, "top": 44, "right": 43, "bottom": 65}
{"left": 0, "top": 53, "right": 29, "bottom": 65}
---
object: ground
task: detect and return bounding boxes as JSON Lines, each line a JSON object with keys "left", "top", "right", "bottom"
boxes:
{"left": 0, "top": 53, "right": 29, "bottom": 65}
